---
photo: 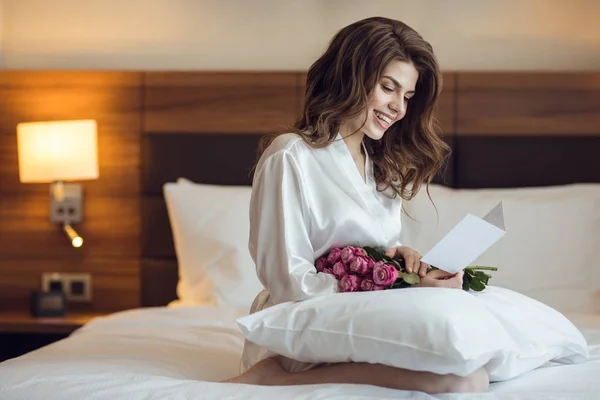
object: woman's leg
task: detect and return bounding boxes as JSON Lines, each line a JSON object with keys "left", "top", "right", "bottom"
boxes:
{"left": 224, "top": 358, "right": 489, "bottom": 394}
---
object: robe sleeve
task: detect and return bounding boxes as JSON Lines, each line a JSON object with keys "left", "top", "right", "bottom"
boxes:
{"left": 249, "top": 149, "right": 338, "bottom": 304}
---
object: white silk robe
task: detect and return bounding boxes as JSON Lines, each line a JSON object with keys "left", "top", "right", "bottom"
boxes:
{"left": 241, "top": 132, "right": 403, "bottom": 372}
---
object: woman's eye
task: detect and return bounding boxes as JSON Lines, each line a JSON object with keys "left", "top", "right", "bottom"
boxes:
{"left": 382, "top": 85, "right": 393, "bottom": 93}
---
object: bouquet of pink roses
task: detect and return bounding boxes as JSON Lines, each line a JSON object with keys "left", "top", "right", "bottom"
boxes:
{"left": 316, "top": 245, "right": 497, "bottom": 293}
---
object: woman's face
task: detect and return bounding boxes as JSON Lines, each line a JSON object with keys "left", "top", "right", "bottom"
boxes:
{"left": 345, "top": 60, "right": 419, "bottom": 141}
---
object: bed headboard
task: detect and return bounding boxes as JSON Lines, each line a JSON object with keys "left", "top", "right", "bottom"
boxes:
{"left": 140, "top": 71, "right": 600, "bottom": 307}
{"left": 140, "top": 133, "right": 263, "bottom": 306}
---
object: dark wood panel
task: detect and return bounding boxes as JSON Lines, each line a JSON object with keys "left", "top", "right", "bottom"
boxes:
{"left": 142, "top": 133, "right": 263, "bottom": 195}
{"left": 141, "top": 197, "right": 174, "bottom": 259}
{"left": 0, "top": 72, "right": 142, "bottom": 196}
{"left": 454, "top": 136, "right": 600, "bottom": 188}
{"left": 0, "top": 194, "right": 140, "bottom": 257}
{"left": 143, "top": 72, "right": 299, "bottom": 133}
{"left": 141, "top": 259, "right": 178, "bottom": 307}
{"left": 458, "top": 72, "right": 600, "bottom": 90}
{"left": 433, "top": 135, "right": 455, "bottom": 187}
{"left": 0, "top": 257, "right": 139, "bottom": 312}
{"left": 456, "top": 72, "right": 600, "bottom": 135}
{"left": 437, "top": 72, "right": 456, "bottom": 135}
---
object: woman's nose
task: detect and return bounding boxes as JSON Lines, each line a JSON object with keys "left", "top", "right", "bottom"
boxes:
{"left": 389, "top": 101, "right": 405, "bottom": 119}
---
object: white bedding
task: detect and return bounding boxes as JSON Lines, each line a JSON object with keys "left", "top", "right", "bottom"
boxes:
{"left": 0, "top": 306, "right": 599, "bottom": 400}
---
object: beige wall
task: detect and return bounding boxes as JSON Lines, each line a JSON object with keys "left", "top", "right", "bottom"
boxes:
{"left": 1, "top": 0, "right": 599, "bottom": 71}
{"left": 0, "top": 0, "right": 3, "bottom": 66}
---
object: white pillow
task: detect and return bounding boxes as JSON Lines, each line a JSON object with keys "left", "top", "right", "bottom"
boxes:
{"left": 163, "top": 178, "right": 263, "bottom": 310}
{"left": 400, "top": 183, "right": 600, "bottom": 314}
{"left": 470, "top": 286, "right": 589, "bottom": 380}
{"left": 236, "top": 287, "right": 588, "bottom": 381}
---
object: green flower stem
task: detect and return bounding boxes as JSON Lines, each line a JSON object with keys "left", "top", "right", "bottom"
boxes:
{"left": 465, "top": 266, "right": 498, "bottom": 271}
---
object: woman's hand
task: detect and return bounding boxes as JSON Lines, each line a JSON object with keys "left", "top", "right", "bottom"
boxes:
{"left": 416, "top": 270, "right": 464, "bottom": 289}
{"left": 385, "top": 246, "right": 430, "bottom": 277}
{"left": 385, "top": 245, "right": 464, "bottom": 289}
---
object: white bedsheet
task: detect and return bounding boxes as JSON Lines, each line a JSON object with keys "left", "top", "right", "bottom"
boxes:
{"left": 0, "top": 306, "right": 599, "bottom": 400}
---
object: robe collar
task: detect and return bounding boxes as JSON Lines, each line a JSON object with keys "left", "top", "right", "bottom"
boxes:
{"left": 326, "top": 132, "right": 399, "bottom": 242}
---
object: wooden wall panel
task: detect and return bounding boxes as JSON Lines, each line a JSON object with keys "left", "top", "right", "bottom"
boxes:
{"left": 0, "top": 72, "right": 141, "bottom": 195}
{"left": 143, "top": 72, "right": 300, "bottom": 133}
{"left": 456, "top": 72, "right": 600, "bottom": 135}
{"left": 140, "top": 259, "right": 178, "bottom": 307}
{"left": 437, "top": 72, "right": 456, "bottom": 135}
{"left": 0, "top": 71, "right": 142, "bottom": 312}
{"left": 0, "top": 195, "right": 140, "bottom": 257}
{"left": 0, "top": 258, "right": 139, "bottom": 312}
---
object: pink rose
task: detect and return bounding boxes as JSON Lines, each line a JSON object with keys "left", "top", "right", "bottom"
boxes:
{"left": 372, "top": 260, "right": 384, "bottom": 271}
{"left": 339, "top": 274, "right": 360, "bottom": 292}
{"left": 322, "top": 267, "right": 334, "bottom": 275}
{"left": 353, "top": 247, "right": 366, "bottom": 257}
{"left": 366, "top": 258, "right": 375, "bottom": 271}
{"left": 341, "top": 246, "right": 355, "bottom": 264}
{"left": 315, "top": 256, "right": 328, "bottom": 272}
{"left": 360, "top": 278, "right": 375, "bottom": 291}
{"left": 360, "top": 278, "right": 385, "bottom": 291}
{"left": 373, "top": 263, "right": 398, "bottom": 287}
{"left": 332, "top": 261, "right": 347, "bottom": 279}
{"left": 327, "top": 248, "right": 342, "bottom": 264}
{"left": 349, "top": 256, "right": 369, "bottom": 275}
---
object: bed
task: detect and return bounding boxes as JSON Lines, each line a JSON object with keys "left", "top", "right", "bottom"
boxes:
{"left": 1, "top": 77, "right": 600, "bottom": 399}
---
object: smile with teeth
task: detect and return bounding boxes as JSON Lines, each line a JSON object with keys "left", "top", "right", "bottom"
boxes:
{"left": 374, "top": 110, "right": 392, "bottom": 126}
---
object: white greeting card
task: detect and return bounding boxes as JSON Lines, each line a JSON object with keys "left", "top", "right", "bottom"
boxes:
{"left": 420, "top": 202, "right": 506, "bottom": 274}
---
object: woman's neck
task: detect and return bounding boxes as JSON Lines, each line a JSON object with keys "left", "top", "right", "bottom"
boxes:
{"left": 339, "top": 126, "right": 365, "bottom": 160}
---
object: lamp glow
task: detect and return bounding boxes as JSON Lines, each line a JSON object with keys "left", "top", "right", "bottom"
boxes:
{"left": 64, "top": 224, "right": 84, "bottom": 248}
{"left": 16, "top": 120, "right": 98, "bottom": 183}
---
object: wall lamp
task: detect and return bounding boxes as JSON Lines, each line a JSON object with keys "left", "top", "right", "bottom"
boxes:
{"left": 17, "top": 120, "right": 99, "bottom": 248}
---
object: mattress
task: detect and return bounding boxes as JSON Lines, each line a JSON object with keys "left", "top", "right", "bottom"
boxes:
{"left": 0, "top": 306, "right": 599, "bottom": 400}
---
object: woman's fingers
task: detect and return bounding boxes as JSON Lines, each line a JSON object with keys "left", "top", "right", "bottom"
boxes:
{"left": 436, "top": 271, "right": 464, "bottom": 289}
{"left": 404, "top": 253, "right": 415, "bottom": 273}
{"left": 418, "top": 261, "right": 430, "bottom": 277}
{"left": 385, "top": 247, "right": 425, "bottom": 276}
{"left": 451, "top": 271, "right": 464, "bottom": 288}
{"left": 415, "top": 270, "right": 464, "bottom": 289}
{"left": 413, "top": 257, "right": 421, "bottom": 276}
{"left": 426, "top": 269, "right": 453, "bottom": 279}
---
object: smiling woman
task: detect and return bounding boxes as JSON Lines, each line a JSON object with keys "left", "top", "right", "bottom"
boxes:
{"left": 258, "top": 16, "right": 450, "bottom": 203}
{"left": 224, "top": 17, "right": 484, "bottom": 394}
{"left": 339, "top": 60, "right": 419, "bottom": 183}
{"left": 342, "top": 61, "right": 418, "bottom": 142}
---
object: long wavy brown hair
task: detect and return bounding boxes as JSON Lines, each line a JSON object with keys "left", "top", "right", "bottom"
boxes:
{"left": 257, "top": 16, "right": 450, "bottom": 201}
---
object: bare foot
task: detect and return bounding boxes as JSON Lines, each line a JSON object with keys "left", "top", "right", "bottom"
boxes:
{"left": 221, "top": 358, "right": 285, "bottom": 385}
{"left": 445, "top": 367, "right": 489, "bottom": 393}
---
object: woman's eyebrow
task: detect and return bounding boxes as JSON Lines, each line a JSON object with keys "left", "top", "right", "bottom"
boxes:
{"left": 382, "top": 75, "right": 415, "bottom": 94}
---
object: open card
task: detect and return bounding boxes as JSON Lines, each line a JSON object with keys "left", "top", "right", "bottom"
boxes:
{"left": 420, "top": 202, "right": 506, "bottom": 274}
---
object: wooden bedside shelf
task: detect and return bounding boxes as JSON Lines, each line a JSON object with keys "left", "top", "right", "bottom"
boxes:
{"left": 0, "top": 311, "right": 107, "bottom": 362}
{"left": 0, "top": 311, "right": 105, "bottom": 335}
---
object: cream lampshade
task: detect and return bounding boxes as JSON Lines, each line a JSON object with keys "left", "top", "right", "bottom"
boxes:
{"left": 17, "top": 119, "right": 99, "bottom": 183}
{"left": 16, "top": 119, "right": 99, "bottom": 248}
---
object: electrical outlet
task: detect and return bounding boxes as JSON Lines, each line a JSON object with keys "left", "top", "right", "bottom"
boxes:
{"left": 42, "top": 272, "right": 93, "bottom": 302}
{"left": 50, "top": 183, "right": 83, "bottom": 224}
